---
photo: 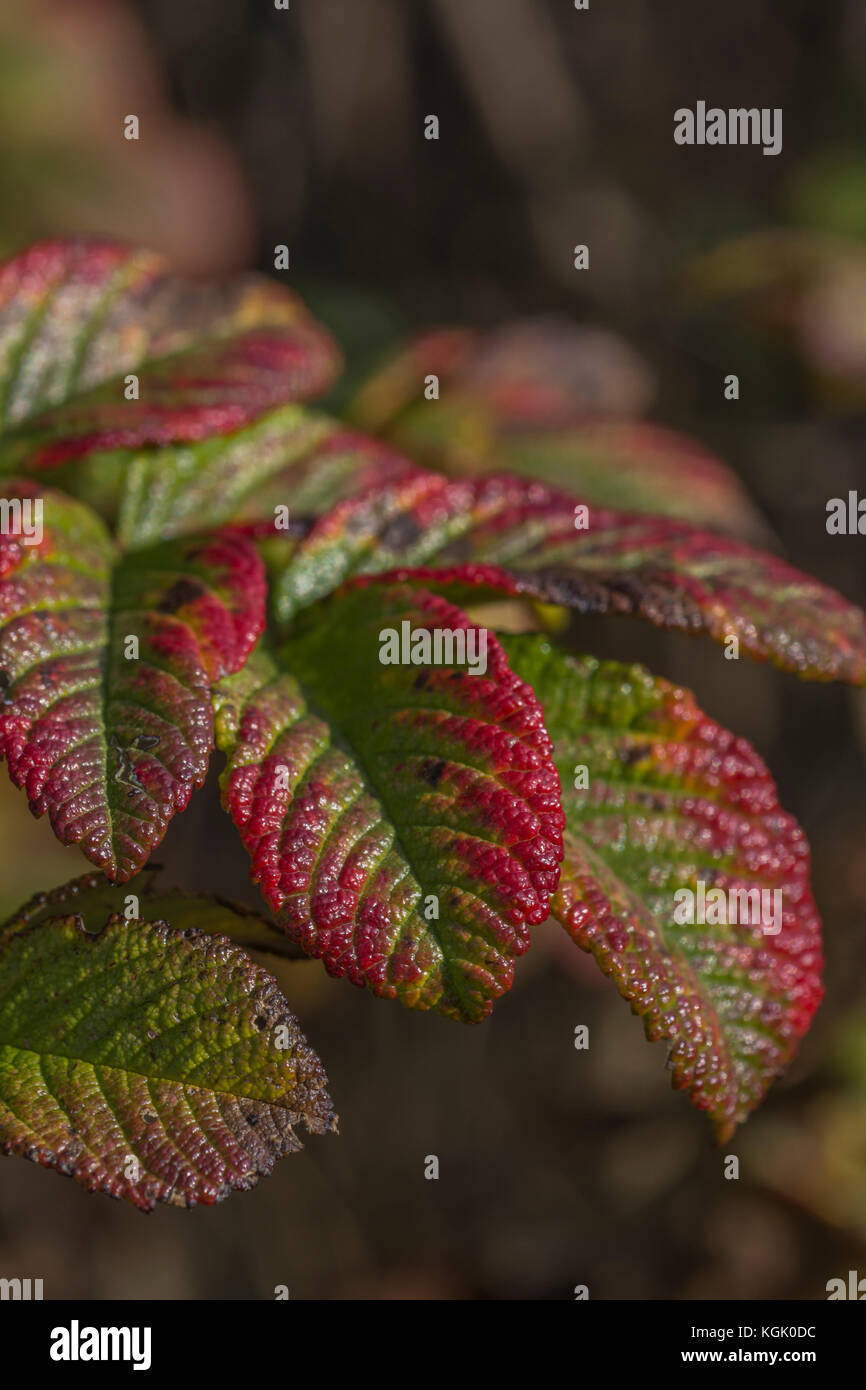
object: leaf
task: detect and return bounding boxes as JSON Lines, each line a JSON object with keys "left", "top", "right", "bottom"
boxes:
{"left": 351, "top": 325, "right": 764, "bottom": 537}
{"left": 0, "top": 239, "right": 340, "bottom": 468}
{"left": 15, "top": 408, "right": 417, "bottom": 549}
{"left": 500, "top": 633, "right": 823, "bottom": 1139}
{"left": 349, "top": 320, "right": 654, "bottom": 433}
{"left": 215, "top": 584, "right": 564, "bottom": 1022}
{"left": 0, "top": 482, "right": 265, "bottom": 878}
{"left": 497, "top": 422, "right": 770, "bottom": 542}
{"left": 0, "top": 886, "right": 335, "bottom": 1209}
{"left": 268, "top": 471, "right": 866, "bottom": 684}
{"left": 0, "top": 868, "right": 305, "bottom": 961}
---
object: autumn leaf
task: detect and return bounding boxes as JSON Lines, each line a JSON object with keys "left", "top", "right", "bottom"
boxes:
{"left": 214, "top": 584, "right": 564, "bottom": 1022}
{"left": 0, "top": 239, "right": 340, "bottom": 469}
{"left": 31, "top": 409, "right": 417, "bottom": 549}
{"left": 350, "top": 322, "right": 764, "bottom": 536}
{"left": 0, "top": 881, "right": 335, "bottom": 1209}
{"left": 266, "top": 471, "right": 866, "bottom": 684}
{"left": 502, "top": 633, "right": 823, "bottom": 1140}
{"left": 0, "top": 482, "right": 265, "bottom": 877}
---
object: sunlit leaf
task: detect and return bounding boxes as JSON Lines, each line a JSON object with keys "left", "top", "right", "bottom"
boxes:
{"left": 267, "top": 471, "right": 866, "bottom": 684}
{"left": 0, "top": 239, "right": 340, "bottom": 468}
{"left": 0, "top": 884, "right": 335, "bottom": 1209}
{"left": 214, "top": 584, "right": 564, "bottom": 1022}
{"left": 502, "top": 633, "right": 823, "bottom": 1140}
{"left": 30, "top": 408, "right": 417, "bottom": 549}
{"left": 0, "top": 482, "right": 265, "bottom": 878}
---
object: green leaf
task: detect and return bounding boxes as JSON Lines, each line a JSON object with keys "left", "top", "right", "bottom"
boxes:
{"left": 18, "top": 407, "right": 417, "bottom": 549}
{"left": 0, "top": 482, "right": 265, "bottom": 878}
{"left": 0, "top": 238, "right": 340, "bottom": 468}
{"left": 0, "top": 883, "right": 335, "bottom": 1209}
{"left": 501, "top": 633, "right": 823, "bottom": 1140}
{"left": 267, "top": 471, "right": 866, "bottom": 684}
{"left": 215, "top": 584, "right": 564, "bottom": 1022}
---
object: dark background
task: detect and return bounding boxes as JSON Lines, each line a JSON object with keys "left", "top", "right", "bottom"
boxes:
{"left": 0, "top": 0, "right": 864, "bottom": 1299}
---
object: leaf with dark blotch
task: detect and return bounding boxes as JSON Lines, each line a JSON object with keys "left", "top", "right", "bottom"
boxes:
{"left": 0, "top": 239, "right": 340, "bottom": 467}
{"left": 501, "top": 633, "right": 823, "bottom": 1140}
{"left": 0, "top": 483, "right": 265, "bottom": 878}
{"left": 215, "top": 586, "right": 564, "bottom": 1022}
{"left": 0, "top": 903, "right": 335, "bottom": 1209}
{"left": 269, "top": 471, "right": 866, "bottom": 684}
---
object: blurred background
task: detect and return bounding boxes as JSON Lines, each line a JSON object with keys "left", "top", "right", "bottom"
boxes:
{"left": 0, "top": 0, "right": 865, "bottom": 1299}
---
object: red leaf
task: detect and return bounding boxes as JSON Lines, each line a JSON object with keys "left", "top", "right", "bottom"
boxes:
{"left": 0, "top": 482, "right": 265, "bottom": 878}
{"left": 215, "top": 584, "right": 564, "bottom": 1021}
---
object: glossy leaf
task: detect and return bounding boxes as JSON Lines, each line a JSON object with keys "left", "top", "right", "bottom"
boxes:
{"left": 0, "top": 239, "right": 340, "bottom": 468}
{"left": 502, "top": 633, "right": 823, "bottom": 1139}
{"left": 269, "top": 471, "right": 866, "bottom": 685}
{"left": 0, "top": 482, "right": 265, "bottom": 878}
{"left": 0, "top": 888, "right": 335, "bottom": 1209}
{"left": 214, "top": 584, "right": 564, "bottom": 1022}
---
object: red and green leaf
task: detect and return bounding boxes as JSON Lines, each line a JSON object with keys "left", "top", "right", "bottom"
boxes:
{"left": 0, "top": 881, "right": 335, "bottom": 1209}
{"left": 268, "top": 471, "right": 866, "bottom": 684}
{"left": 27, "top": 409, "right": 417, "bottom": 550}
{"left": 498, "top": 422, "right": 770, "bottom": 542}
{"left": 0, "top": 482, "right": 265, "bottom": 878}
{"left": 501, "top": 633, "right": 823, "bottom": 1139}
{"left": 350, "top": 320, "right": 654, "bottom": 434}
{"left": 352, "top": 322, "right": 764, "bottom": 537}
{"left": 0, "top": 239, "right": 340, "bottom": 468}
{"left": 214, "top": 584, "right": 564, "bottom": 1022}
{"left": 349, "top": 322, "right": 766, "bottom": 535}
